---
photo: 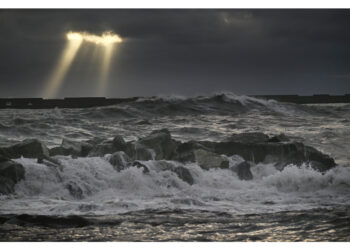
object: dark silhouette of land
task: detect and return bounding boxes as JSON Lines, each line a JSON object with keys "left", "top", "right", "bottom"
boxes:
{"left": 0, "top": 95, "right": 349, "bottom": 109}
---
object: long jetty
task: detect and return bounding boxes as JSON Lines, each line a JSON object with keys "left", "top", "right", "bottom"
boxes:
{"left": 0, "top": 94, "right": 349, "bottom": 109}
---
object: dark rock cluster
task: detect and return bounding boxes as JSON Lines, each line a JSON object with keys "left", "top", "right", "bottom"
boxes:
{"left": 0, "top": 156, "right": 25, "bottom": 195}
{"left": 0, "top": 130, "right": 337, "bottom": 195}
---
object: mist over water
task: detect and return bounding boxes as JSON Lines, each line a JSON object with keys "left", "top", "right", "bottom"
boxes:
{"left": 1, "top": 92, "right": 350, "bottom": 241}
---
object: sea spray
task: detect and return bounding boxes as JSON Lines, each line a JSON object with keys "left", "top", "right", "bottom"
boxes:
{"left": 1, "top": 156, "right": 349, "bottom": 216}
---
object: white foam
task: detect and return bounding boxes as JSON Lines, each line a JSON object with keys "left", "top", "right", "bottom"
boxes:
{"left": 1, "top": 156, "right": 349, "bottom": 216}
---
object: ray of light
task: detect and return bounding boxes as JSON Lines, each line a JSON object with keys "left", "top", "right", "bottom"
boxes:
{"left": 98, "top": 43, "right": 115, "bottom": 97}
{"left": 43, "top": 34, "right": 83, "bottom": 98}
{"left": 43, "top": 31, "right": 122, "bottom": 98}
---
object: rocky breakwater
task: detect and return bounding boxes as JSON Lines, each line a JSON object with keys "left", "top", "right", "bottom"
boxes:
{"left": 0, "top": 130, "right": 336, "bottom": 195}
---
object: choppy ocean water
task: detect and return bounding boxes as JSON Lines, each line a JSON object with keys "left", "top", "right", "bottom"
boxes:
{"left": 0, "top": 92, "right": 350, "bottom": 241}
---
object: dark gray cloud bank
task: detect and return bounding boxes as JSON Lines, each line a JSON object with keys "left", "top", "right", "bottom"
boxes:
{"left": 0, "top": 9, "right": 349, "bottom": 98}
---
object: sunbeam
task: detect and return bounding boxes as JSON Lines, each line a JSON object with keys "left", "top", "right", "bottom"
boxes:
{"left": 98, "top": 43, "right": 115, "bottom": 97}
{"left": 43, "top": 31, "right": 122, "bottom": 98}
{"left": 43, "top": 33, "right": 83, "bottom": 98}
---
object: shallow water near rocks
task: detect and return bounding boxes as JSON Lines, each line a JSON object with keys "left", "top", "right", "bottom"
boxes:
{"left": 0, "top": 92, "right": 350, "bottom": 241}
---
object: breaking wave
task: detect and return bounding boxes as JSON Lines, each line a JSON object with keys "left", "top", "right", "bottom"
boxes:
{"left": 131, "top": 91, "right": 312, "bottom": 116}
{"left": 1, "top": 155, "right": 349, "bottom": 216}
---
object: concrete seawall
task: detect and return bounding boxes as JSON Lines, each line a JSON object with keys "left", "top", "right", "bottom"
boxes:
{"left": 0, "top": 95, "right": 349, "bottom": 109}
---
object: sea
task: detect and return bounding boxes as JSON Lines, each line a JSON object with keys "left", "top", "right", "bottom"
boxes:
{"left": 0, "top": 92, "right": 349, "bottom": 241}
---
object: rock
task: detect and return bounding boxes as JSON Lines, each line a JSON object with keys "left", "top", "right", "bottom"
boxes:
{"left": 184, "top": 132, "right": 336, "bottom": 172}
{"left": 112, "top": 135, "right": 126, "bottom": 152}
{"left": 194, "top": 149, "right": 229, "bottom": 170}
{"left": 37, "top": 157, "right": 63, "bottom": 172}
{"left": 88, "top": 141, "right": 116, "bottom": 157}
{"left": 263, "top": 154, "right": 281, "bottom": 164}
{"left": 172, "top": 140, "right": 208, "bottom": 162}
{"left": 268, "top": 133, "right": 290, "bottom": 143}
{"left": 308, "top": 161, "right": 327, "bottom": 172}
{"left": 235, "top": 161, "right": 253, "bottom": 180}
{"left": 137, "top": 129, "right": 176, "bottom": 160}
{"left": 65, "top": 182, "right": 83, "bottom": 199}
{"left": 172, "top": 132, "right": 335, "bottom": 172}
{"left": 152, "top": 160, "right": 176, "bottom": 171}
{"left": 0, "top": 155, "right": 9, "bottom": 162}
{"left": 86, "top": 137, "right": 105, "bottom": 146}
{"left": 60, "top": 139, "right": 93, "bottom": 157}
{"left": 109, "top": 151, "right": 130, "bottom": 172}
{"left": 49, "top": 142, "right": 93, "bottom": 157}
{"left": 174, "top": 166, "right": 194, "bottom": 185}
{"left": 304, "top": 146, "right": 336, "bottom": 172}
{"left": 0, "top": 158, "right": 25, "bottom": 194}
{"left": 131, "top": 161, "right": 150, "bottom": 173}
{"left": 49, "top": 146, "right": 71, "bottom": 157}
{"left": 211, "top": 138, "right": 335, "bottom": 172}
{"left": 125, "top": 142, "right": 155, "bottom": 161}
{"left": 262, "top": 154, "right": 286, "bottom": 170}
{"left": 0, "top": 139, "right": 50, "bottom": 159}
{"left": 88, "top": 136, "right": 127, "bottom": 157}
{"left": 228, "top": 132, "right": 269, "bottom": 144}
{"left": 149, "top": 160, "right": 193, "bottom": 185}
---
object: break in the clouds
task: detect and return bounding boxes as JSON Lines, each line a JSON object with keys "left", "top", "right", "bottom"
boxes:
{"left": 0, "top": 9, "right": 349, "bottom": 98}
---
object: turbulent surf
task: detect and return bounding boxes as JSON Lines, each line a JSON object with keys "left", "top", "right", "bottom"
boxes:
{"left": 0, "top": 92, "right": 350, "bottom": 241}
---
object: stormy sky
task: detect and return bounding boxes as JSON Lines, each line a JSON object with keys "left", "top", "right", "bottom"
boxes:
{"left": 0, "top": 9, "right": 350, "bottom": 98}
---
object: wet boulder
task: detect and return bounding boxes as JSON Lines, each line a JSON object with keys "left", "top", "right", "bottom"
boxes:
{"left": 304, "top": 146, "right": 336, "bottom": 172}
{"left": 65, "top": 182, "right": 84, "bottom": 199}
{"left": 109, "top": 151, "right": 130, "bottom": 172}
{"left": 174, "top": 166, "right": 194, "bottom": 185}
{"left": 49, "top": 146, "right": 71, "bottom": 157}
{"left": 130, "top": 161, "right": 150, "bottom": 173}
{"left": 88, "top": 141, "right": 116, "bottom": 157}
{"left": 235, "top": 161, "right": 253, "bottom": 180}
{"left": 262, "top": 154, "right": 286, "bottom": 171}
{"left": 211, "top": 136, "right": 335, "bottom": 172}
{"left": 137, "top": 129, "right": 177, "bottom": 160}
{"left": 0, "top": 139, "right": 49, "bottom": 159}
{"left": 172, "top": 140, "right": 209, "bottom": 162}
{"left": 194, "top": 149, "right": 229, "bottom": 170}
{"left": 191, "top": 133, "right": 336, "bottom": 172}
{"left": 308, "top": 161, "right": 331, "bottom": 172}
{"left": 112, "top": 135, "right": 127, "bottom": 152}
{"left": 125, "top": 142, "right": 155, "bottom": 161}
{"left": 88, "top": 135, "right": 127, "bottom": 157}
{"left": 150, "top": 161, "right": 194, "bottom": 185}
{"left": 85, "top": 137, "right": 105, "bottom": 146}
{"left": 37, "top": 157, "right": 63, "bottom": 174}
{"left": 261, "top": 145, "right": 336, "bottom": 172}
{"left": 50, "top": 139, "right": 93, "bottom": 157}
{"left": 61, "top": 139, "right": 93, "bottom": 157}
{"left": 0, "top": 156, "right": 25, "bottom": 194}
{"left": 153, "top": 160, "right": 176, "bottom": 171}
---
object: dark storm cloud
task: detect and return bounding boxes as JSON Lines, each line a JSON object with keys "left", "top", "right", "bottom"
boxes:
{"left": 0, "top": 9, "right": 349, "bottom": 98}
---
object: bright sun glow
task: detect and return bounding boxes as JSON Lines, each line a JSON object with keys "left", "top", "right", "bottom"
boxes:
{"left": 66, "top": 31, "right": 122, "bottom": 46}
{"left": 43, "top": 31, "right": 122, "bottom": 98}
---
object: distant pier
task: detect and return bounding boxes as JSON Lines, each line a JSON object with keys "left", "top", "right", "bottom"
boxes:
{"left": 0, "top": 94, "right": 349, "bottom": 109}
